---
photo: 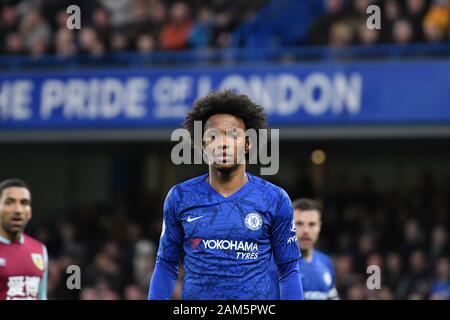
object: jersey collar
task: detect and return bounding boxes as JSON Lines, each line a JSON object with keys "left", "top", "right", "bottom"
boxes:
{"left": 0, "top": 234, "right": 24, "bottom": 244}
{"left": 203, "top": 172, "right": 252, "bottom": 201}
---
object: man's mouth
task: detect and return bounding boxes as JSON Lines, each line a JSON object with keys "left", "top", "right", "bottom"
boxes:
{"left": 10, "top": 217, "right": 24, "bottom": 225}
{"left": 215, "top": 153, "right": 233, "bottom": 163}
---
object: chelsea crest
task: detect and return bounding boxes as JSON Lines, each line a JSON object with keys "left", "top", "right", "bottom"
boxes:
{"left": 244, "top": 212, "right": 263, "bottom": 231}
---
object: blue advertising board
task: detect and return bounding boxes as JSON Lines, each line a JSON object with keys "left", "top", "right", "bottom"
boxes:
{"left": 1, "top": 60, "right": 449, "bottom": 129}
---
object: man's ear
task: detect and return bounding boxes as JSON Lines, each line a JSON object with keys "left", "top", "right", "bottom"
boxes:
{"left": 245, "top": 136, "right": 251, "bottom": 154}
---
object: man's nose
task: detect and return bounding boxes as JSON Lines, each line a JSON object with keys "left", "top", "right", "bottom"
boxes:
{"left": 12, "top": 204, "right": 25, "bottom": 214}
{"left": 217, "top": 135, "right": 231, "bottom": 150}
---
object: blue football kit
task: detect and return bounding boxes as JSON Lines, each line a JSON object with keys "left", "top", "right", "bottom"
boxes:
{"left": 269, "top": 249, "right": 338, "bottom": 300}
{"left": 148, "top": 172, "right": 304, "bottom": 300}
{"left": 298, "top": 250, "right": 339, "bottom": 300}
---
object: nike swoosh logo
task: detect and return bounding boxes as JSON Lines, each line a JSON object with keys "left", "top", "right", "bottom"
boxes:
{"left": 187, "top": 216, "right": 204, "bottom": 223}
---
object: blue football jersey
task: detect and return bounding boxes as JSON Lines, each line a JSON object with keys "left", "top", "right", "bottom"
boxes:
{"left": 156, "top": 172, "right": 301, "bottom": 300}
{"left": 298, "top": 250, "right": 338, "bottom": 300}
{"left": 430, "top": 281, "right": 450, "bottom": 300}
{"left": 269, "top": 249, "right": 338, "bottom": 300}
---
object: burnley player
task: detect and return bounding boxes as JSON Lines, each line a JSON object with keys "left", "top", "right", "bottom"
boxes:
{"left": 0, "top": 179, "right": 48, "bottom": 300}
{"left": 293, "top": 198, "right": 339, "bottom": 300}
{"left": 149, "top": 90, "right": 303, "bottom": 300}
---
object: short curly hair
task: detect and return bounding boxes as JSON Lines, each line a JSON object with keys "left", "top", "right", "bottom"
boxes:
{"left": 183, "top": 90, "right": 267, "bottom": 138}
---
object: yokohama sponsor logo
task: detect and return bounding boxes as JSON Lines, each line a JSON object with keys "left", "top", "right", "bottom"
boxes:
{"left": 202, "top": 239, "right": 258, "bottom": 251}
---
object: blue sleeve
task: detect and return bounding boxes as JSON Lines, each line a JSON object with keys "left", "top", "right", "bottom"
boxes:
{"left": 148, "top": 257, "right": 179, "bottom": 300}
{"left": 325, "top": 256, "right": 339, "bottom": 300}
{"left": 268, "top": 255, "right": 281, "bottom": 299}
{"left": 155, "top": 186, "right": 184, "bottom": 262}
{"left": 278, "top": 259, "right": 304, "bottom": 300}
{"left": 148, "top": 186, "right": 184, "bottom": 300}
{"left": 38, "top": 245, "right": 48, "bottom": 300}
{"left": 271, "top": 189, "right": 301, "bottom": 265}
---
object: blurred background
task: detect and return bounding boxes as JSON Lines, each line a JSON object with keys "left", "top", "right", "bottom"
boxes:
{"left": 0, "top": 0, "right": 449, "bottom": 300}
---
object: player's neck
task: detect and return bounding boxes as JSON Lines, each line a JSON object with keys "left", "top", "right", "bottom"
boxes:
{"left": 207, "top": 165, "right": 248, "bottom": 197}
{"left": 301, "top": 248, "right": 314, "bottom": 262}
{"left": 0, "top": 226, "right": 22, "bottom": 243}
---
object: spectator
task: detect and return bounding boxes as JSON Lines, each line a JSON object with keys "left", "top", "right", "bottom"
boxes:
{"left": 130, "top": 0, "right": 156, "bottom": 39}
{"left": 133, "top": 239, "right": 155, "bottom": 290}
{"left": 308, "top": 0, "right": 350, "bottom": 45}
{"left": 392, "top": 18, "right": 415, "bottom": 44}
{"left": 19, "top": 9, "right": 51, "bottom": 53}
{"left": 422, "top": 0, "right": 450, "bottom": 43}
{"left": 396, "top": 250, "right": 431, "bottom": 299}
{"left": 0, "top": 5, "right": 20, "bottom": 52}
{"left": 55, "top": 28, "right": 77, "bottom": 58}
{"left": 405, "top": 0, "right": 429, "bottom": 42}
{"left": 92, "top": 7, "right": 112, "bottom": 47}
{"left": 136, "top": 34, "right": 155, "bottom": 54}
{"left": 124, "top": 284, "right": 146, "bottom": 300}
{"left": 358, "top": 20, "right": 380, "bottom": 45}
{"left": 356, "top": 234, "right": 377, "bottom": 271}
{"left": 80, "top": 287, "right": 99, "bottom": 300}
{"left": 30, "top": 38, "right": 48, "bottom": 58}
{"left": 95, "top": 279, "right": 121, "bottom": 300}
{"left": 41, "top": 0, "right": 73, "bottom": 31}
{"left": 189, "top": 7, "right": 214, "bottom": 48}
{"left": 159, "top": 2, "right": 193, "bottom": 50}
{"left": 335, "top": 254, "right": 357, "bottom": 297}
{"left": 79, "top": 27, "right": 105, "bottom": 56}
{"left": 110, "top": 32, "right": 129, "bottom": 52}
{"left": 4, "top": 33, "right": 25, "bottom": 55}
{"left": 100, "top": 0, "right": 134, "bottom": 28}
{"left": 351, "top": 0, "right": 374, "bottom": 19}
{"left": 430, "top": 225, "right": 449, "bottom": 261}
{"left": 384, "top": 252, "right": 403, "bottom": 291}
{"left": 329, "top": 22, "right": 354, "bottom": 48}
{"left": 148, "top": 1, "right": 167, "bottom": 38}
{"left": 430, "top": 257, "right": 450, "bottom": 300}
{"left": 213, "top": 11, "right": 235, "bottom": 48}
{"left": 382, "top": 0, "right": 403, "bottom": 42}
{"left": 1, "top": 5, "right": 20, "bottom": 33}
{"left": 84, "top": 250, "right": 122, "bottom": 292}
{"left": 347, "top": 280, "right": 368, "bottom": 300}
{"left": 374, "top": 287, "right": 394, "bottom": 300}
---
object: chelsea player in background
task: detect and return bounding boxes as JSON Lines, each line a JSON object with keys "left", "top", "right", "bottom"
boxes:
{"left": 293, "top": 198, "right": 339, "bottom": 300}
{"left": 148, "top": 90, "right": 304, "bottom": 300}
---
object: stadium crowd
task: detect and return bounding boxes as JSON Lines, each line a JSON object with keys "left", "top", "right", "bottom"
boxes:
{"left": 0, "top": 0, "right": 449, "bottom": 58}
{"left": 28, "top": 170, "right": 449, "bottom": 300}
{"left": 310, "top": 0, "right": 450, "bottom": 47}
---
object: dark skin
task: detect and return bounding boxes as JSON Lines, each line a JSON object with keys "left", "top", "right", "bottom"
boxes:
{"left": 0, "top": 187, "right": 32, "bottom": 242}
{"left": 202, "top": 114, "right": 251, "bottom": 197}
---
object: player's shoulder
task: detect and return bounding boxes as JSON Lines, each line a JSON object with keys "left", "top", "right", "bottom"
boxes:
{"left": 166, "top": 174, "right": 209, "bottom": 200}
{"left": 314, "top": 250, "right": 334, "bottom": 267}
{"left": 23, "top": 234, "right": 46, "bottom": 250}
{"left": 177, "top": 173, "right": 209, "bottom": 188}
{"left": 248, "top": 173, "right": 290, "bottom": 199}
